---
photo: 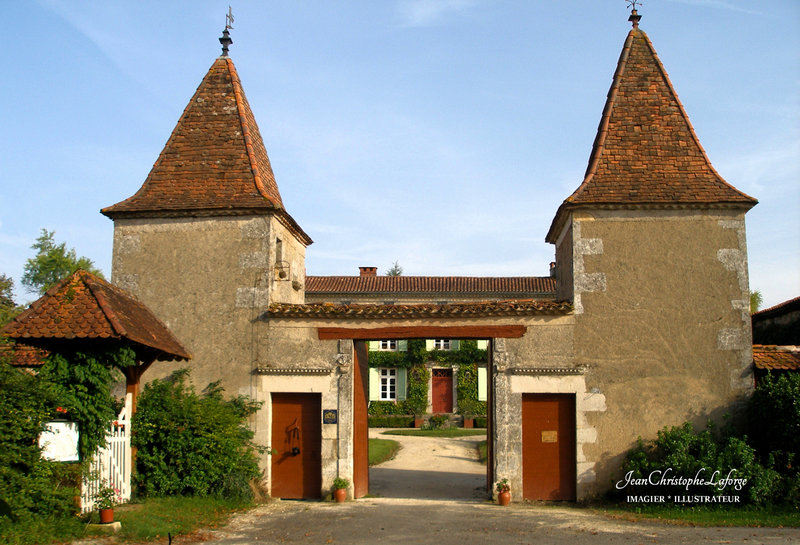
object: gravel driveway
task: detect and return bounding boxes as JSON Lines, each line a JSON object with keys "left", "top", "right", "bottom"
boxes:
{"left": 193, "top": 432, "right": 799, "bottom": 545}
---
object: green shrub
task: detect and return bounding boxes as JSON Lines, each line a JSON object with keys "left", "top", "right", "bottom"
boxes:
{"left": 616, "top": 421, "right": 782, "bottom": 506}
{"left": 132, "top": 369, "right": 263, "bottom": 500}
{"left": 368, "top": 415, "right": 414, "bottom": 428}
{"left": 747, "top": 373, "right": 800, "bottom": 464}
{"left": 474, "top": 417, "right": 487, "bottom": 428}
{"left": 425, "top": 414, "right": 448, "bottom": 430}
{"left": 368, "top": 401, "right": 402, "bottom": 416}
{"left": 0, "top": 362, "right": 78, "bottom": 531}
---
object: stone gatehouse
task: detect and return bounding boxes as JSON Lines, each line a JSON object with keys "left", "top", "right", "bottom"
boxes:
{"left": 101, "top": 13, "right": 756, "bottom": 501}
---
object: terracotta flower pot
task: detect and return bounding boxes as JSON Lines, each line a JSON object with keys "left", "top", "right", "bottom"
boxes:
{"left": 498, "top": 491, "right": 511, "bottom": 506}
{"left": 334, "top": 488, "right": 347, "bottom": 502}
{"left": 99, "top": 507, "right": 114, "bottom": 524}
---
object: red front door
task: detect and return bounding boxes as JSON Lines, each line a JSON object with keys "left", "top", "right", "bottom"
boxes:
{"left": 432, "top": 368, "right": 453, "bottom": 413}
{"left": 271, "top": 393, "right": 322, "bottom": 499}
{"left": 522, "top": 394, "right": 576, "bottom": 500}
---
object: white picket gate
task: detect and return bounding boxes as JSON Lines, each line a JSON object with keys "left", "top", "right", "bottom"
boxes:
{"left": 80, "top": 395, "right": 132, "bottom": 512}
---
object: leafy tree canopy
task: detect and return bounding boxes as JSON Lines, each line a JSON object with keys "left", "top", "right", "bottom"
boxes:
{"left": 750, "top": 290, "right": 763, "bottom": 314}
{"left": 0, "top": 274, "right": 23, "bottom": 327}
{"left": 385, "top": 261, "right": 403, "bottom": 277}
{"left": 21, "top": 229, "right": 103, "bottom": 295}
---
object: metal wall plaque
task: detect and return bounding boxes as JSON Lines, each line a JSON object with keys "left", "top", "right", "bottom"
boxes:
{"left": 541, "top": 430, "right": 558, "bottom": 443}
{"left": 322, "top": 409, "right": 338, "bottom": 424}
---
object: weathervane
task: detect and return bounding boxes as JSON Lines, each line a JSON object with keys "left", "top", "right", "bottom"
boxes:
{"left": 627, "top": 0, "right": 642, "bottom": 28}
{"left": 219, "top": 6, "right": 234, "bottom": 56}
{"left": 225, "top": 6, "right": 235, "bottom": 31}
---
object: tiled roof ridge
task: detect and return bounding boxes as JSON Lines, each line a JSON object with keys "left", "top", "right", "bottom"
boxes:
{"left": 225, "top": 57, "right": 284, "bottom": 209}
{"left": 545, "top": 27, "right": 757, "bottom": 243}
{"left": 305, "top": 275, "right": 556, "bottom": 294}
{"left": 83, "top": 273, "right": 129, "bottom": 338}
{"left": 753, "top": 344, "right": 800, "bottom": 352}
{"left": 752, "top": 296, "right": 800, "bottom": 317}
{"left": 268, "top": 299, "right": 572, "bottom": 319}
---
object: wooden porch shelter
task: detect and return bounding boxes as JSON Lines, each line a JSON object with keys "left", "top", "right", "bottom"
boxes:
{"left": 1, "top": 269, "right": 191, "bottom": 414}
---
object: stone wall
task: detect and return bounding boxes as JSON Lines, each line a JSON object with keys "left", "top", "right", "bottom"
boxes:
{"left": 562, "top": 208, "right": 754, "bottom": 497}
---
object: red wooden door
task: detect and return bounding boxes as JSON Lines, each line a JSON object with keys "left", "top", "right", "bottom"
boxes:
{"left": 432, "top": 369, "right": 453, "bottom": 413}
{"left": 353, "top": 341, "right": 369, "bottom": 498}
{"left": 522, "top": 394, "right": 576, "bottom": 500}
{"left": 271, "top": 393, "right": 322, "bottom": 499}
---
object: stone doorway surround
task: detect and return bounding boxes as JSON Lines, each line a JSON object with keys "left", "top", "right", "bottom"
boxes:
{"left": 491, "top": 338, "right": 606, "bottom": 501}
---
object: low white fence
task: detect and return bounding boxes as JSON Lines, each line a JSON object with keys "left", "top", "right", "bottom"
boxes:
{"left": 80, "top": 399, "right": 132, "bottom": 512}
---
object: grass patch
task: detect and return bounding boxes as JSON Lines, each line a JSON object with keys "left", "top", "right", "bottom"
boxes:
{"left": 0, "top": 516, "right": 86, "bottom": 545}
{"left": 369, "top": 438, "right": 400, "bottom": 466}
{"left": 381, "top": 429, "right": 487, "bottom": 438}
{"left": 1, "top": 496, "right": 252, "bottom": 545}
{"left": 105, "top": 496, "right": 251, "bottom": 541}
{"left": 595, "top": 504, "right": 800, "bottom": 527}
{"left": 477, "top": 440, "right": 488, "bottom": 465}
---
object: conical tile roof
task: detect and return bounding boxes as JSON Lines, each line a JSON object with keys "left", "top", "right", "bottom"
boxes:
{"left": 1, "top": 270, "right": 190, "bottom": 361}
{"left": 546, "top": 26, "right": 756, "bottom": 242}
{"left": 102, "top": 56, "right": 312, "bottom": 244}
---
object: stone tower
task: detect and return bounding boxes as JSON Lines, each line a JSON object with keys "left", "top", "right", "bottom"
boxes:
{"left": 102, "top": 43, "right": 312, "bottom": 395}
{"left": 545, "top": 15, "right": 758, "bottom": 489}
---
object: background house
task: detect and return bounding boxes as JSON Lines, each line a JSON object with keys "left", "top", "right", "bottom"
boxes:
{"left": 366, "top": 338, "right": 488, "bottom": 416}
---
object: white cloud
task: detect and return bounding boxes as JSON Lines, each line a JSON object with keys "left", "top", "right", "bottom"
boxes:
{"left": 395, "top": 0, "right": 478, "bottom": 27}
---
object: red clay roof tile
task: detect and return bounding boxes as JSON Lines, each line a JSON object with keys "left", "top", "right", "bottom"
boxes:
{"left": 0, "top": 342, "right": 48, "bottom": 368}
{"left": 268, "top": 299, "right": 571, "bottom": 319}
{"left": 305, "top": 276, "right": 556, "bottom": 296}
{"left": 547, "top": 27, "right": 756, "bottom": 242}
{"left": 753, "top": 345, "right": 800, "bottom": 371}
{"left": 1, "top": 270, "right": 190, "bottom": 361}
{"left": 101, "top": 57, "right": 311, "bottom": 245}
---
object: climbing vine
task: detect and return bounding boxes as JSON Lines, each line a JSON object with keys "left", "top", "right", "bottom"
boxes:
{"left": 38, "top": 345, "right": 137, "bottom": 462}
{"left": 456, "top": 362, "right": 487, "bottom": 416}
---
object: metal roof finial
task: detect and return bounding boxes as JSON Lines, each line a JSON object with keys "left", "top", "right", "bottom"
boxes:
{"left": 219, "top": 6, "right": 234, "bottom": 56}
{"left": 627, "top": 0, "right": 642, "bottom": 28}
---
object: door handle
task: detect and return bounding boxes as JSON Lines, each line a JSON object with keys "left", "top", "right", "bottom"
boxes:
{"left": 291, "top": 447, "right": 300, "bottom": 456}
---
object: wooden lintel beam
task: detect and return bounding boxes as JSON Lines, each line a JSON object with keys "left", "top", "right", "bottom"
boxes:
{"left": 317, "top": 325, "right": 526, "bottom": 340}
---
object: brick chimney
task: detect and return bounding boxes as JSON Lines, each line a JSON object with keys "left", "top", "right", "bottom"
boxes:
{"left": 359, "top": 266, "right": 378, "bottom": 277}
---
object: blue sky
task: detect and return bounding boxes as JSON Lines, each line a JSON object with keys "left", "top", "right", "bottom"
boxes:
{"left": 2, "top": 1, "right": 798, "bottom": 309}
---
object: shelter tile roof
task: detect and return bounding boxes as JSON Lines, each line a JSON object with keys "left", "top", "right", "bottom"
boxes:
{"left": 267, "top": 299, "right": 571, "bottom": 319}
{"left": 547, "top": 26, "right": 756, "bottom": 242}
{"left": 1, "top": 270, "right": 190, "bottom": 361}
{"left": 752, "top": 345, "right": 800, "bottom": 371}
{"left": 305, "top": 276, "right": 556, "bottom": 295}
{"left": 101, "top": 56, "right": 311, "bottom": 245}
{"left": 0, "top": 342, "right": 48, "bottom": 368}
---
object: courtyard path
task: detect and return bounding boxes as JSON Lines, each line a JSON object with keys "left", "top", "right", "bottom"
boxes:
{"left": 367, "top": 428, "right": 487, "bottom": 500}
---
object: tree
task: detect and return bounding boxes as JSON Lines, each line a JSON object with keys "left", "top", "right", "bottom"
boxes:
{"left": 0, "top": 275, "right": 23, "bottom": 327}
{"left": 386, "top": 261, "right": 403, "bottom": 277}
{"left": 21, "top": 230, "right": 103, "bottom": 295}
{"left": 750, "top": 290, "right": 763, "bottom": 314}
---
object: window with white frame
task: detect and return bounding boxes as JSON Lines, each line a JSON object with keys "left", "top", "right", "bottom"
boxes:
{"left": 433, "top": 339, "right": 451, "bottom": 350}
{"left": 379, "top": 340, "right": 397, "bottom": 351}
{"left": 380, "top": 368, "right": 397, "bottom": 400}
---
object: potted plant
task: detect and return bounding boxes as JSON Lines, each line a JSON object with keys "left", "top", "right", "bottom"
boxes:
{"left": 96, "top": 482, "right": 120, "bottom": 523}
{"left": 332, "top": 477, "right": 349, "bottom": 502}
{"left": 495, "top": 478, "right": 511, "bottom": 506}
